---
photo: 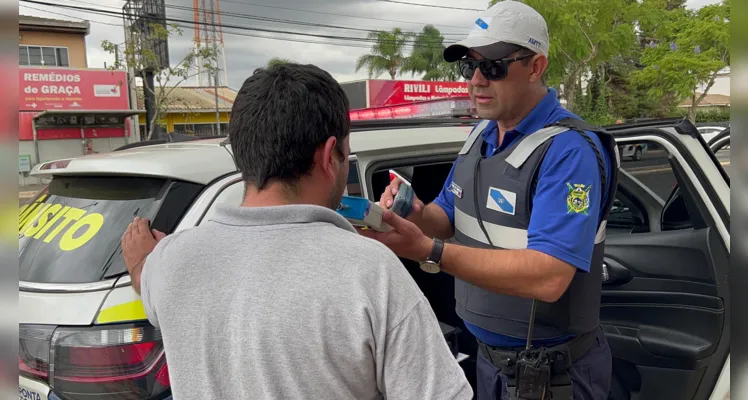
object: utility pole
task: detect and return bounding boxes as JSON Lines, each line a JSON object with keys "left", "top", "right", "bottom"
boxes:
{"left": 213, "top": 44, "right": 221, "bottom": 136}
{"left": 122, "top": 0, "right": 169, "bottom": 142}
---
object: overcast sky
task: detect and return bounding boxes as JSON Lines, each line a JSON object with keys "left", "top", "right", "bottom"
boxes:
{"left": 20, "top": 0, "right": 721, "bottom": 89}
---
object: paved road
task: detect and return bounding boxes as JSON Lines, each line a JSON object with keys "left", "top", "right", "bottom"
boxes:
{"left": 623, "top": 148, "right": 730, "bottom": 200}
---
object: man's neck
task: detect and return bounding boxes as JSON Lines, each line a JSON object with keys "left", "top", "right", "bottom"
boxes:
{"left": 241, "top": 181, "right": 329, "bottom": 209}
{"left": 496, "top": 87, "right": 548, "bottom": 141}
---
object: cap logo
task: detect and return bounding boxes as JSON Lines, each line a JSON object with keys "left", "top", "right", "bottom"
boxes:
{"left": 475, "top": 18, "right": 490, "bottom": 30}
{"left": 528, "top": 38, "right": 542, "bottom": 47}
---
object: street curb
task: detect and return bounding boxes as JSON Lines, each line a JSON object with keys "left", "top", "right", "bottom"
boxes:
{"left": 19, "top": 191, "right": 38, "bottom": 199}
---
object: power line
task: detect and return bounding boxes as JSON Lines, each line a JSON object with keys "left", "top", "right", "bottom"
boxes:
{"left": 22, "top": 0, "right": 460, "bottom": 49}
{"left": 218, "top": 0, "right": 469, "bottom": 30}
{"left": 20, "top": 3, "right": 121, "bottom": 26}
{"left": 377, "top": 0, "right": 483, "bottom": 12}
{"left": 53, "top": 0, "right": 467, "bottom": 41}
{"left": 163, "top": 2, "right": 467, "bottom": 38}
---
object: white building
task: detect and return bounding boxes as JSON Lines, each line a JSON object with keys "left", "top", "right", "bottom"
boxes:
{"left": 698, "top": 66, "right": 730, "bottom": 96}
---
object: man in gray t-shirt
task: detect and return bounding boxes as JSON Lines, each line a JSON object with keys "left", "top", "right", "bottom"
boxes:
{"left": 121, "top": 63, "right": 472, "bottom": 399}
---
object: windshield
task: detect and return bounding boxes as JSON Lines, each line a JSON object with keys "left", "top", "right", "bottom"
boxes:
{"left": 19, "top": 176, "right": 168, "bottom": 284}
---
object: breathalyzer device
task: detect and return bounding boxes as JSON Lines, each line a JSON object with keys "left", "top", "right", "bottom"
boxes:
{"left": 336, "top": 183, "right": 415, "bottom": 231}
{"left": 391, "top": 183, "right": 415, "bottom": 218}
{"left": 336, "top": 196, "right": 392, "bottom": 232}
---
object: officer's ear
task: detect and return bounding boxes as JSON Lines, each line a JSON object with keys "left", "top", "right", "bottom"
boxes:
{"left": 527, "top": 54, "right": 548, "bottom": 85}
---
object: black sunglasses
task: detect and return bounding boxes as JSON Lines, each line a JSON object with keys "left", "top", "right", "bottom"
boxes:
{"left": 458, "top": 53, "right": 535, "bottom": 81}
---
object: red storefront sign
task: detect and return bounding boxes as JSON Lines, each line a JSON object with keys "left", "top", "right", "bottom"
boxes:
{"left": 19, "top": 67, "right": 132, "bottom": 141}
{"left": 350, "top": 97, "right": 474, "bottom": 121}
{"left": 19, "top": 67, "right": 129, "bottom": 111}
{"left": 18, "top": 112, "right": 129, "bottom": 141}
{"left": 367, "top": 80, "right": 469, "bottom": 108}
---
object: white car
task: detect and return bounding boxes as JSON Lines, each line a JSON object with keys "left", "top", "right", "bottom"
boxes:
{"left": 19, "top": 118, "right": 729, "bottom": 400}
{"left": 697, "top": 125, "right": 727, "bottom": 144}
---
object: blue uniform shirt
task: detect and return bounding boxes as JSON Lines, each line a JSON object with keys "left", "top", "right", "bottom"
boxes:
{"left": 433, "top": 88, "right": 614, "bottom": 347}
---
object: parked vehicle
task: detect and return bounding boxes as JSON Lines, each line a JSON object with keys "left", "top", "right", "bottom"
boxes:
{"left": 18, "top": 118, "right": 729, "bottom": 400}
{"left": 697, "top": 125, "right": 727, "bottom": 144}
{"left": 619, "top": 142, "right": 648, "bottom": 160}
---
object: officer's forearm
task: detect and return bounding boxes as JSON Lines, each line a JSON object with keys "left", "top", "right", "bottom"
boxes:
{"left": 439, "top": 244, "right": 576, "bottom": 303}
{"left": 411, "top": 203, "right": 454, "bottom": 240}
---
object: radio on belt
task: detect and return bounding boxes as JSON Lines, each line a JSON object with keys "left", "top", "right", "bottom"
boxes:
{"left": 336, "top": 183, "right": 415, "bottom": 231}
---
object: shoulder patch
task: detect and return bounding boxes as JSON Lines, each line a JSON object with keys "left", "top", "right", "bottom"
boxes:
{"left": 566, "top": 182, "right": 591, "bottom": 215}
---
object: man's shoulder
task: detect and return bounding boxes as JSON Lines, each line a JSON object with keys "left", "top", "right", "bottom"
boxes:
{"left": 543, "top": 114, "right": 609, "bottom": 157}
{"left": 332, "top": 227, "right": 405, "bottom": 267}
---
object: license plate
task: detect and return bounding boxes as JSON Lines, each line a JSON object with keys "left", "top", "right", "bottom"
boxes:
{"left": 19, "top": 376, "right": 49, "bottom": 400}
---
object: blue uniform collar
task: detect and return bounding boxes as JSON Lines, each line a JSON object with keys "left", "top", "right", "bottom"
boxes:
{"left": 480, "top": 88, "right": 563, "bottom": 144}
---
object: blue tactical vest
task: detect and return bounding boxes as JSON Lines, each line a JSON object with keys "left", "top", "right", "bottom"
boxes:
{"left": 452, "top": 118, "right": 620, "bottom": 340}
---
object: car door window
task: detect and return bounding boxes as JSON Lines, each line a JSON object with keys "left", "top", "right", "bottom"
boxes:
{"left": 202, "top": 180, "right": 244, "bottom": 223}
{"left": 200, "top": 159, "right": 362, "bottom": 223}
{"left": 711, "top": 140, "right": 730, "bottom": 177}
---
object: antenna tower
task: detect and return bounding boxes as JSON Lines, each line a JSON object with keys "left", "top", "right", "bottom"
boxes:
{"left": 193, "top": 0, "right": 228, "bottom": 87}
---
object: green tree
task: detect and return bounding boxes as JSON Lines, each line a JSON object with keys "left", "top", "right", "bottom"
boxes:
{"left": 103, "top": 23, "right": 218, "bottom": 140}
{"left": 401, "top": 25, "right": 460, "bottom": 81}
{"left": 356, "top": 28, "right": 413, "bottom": 79}
{"left": 633, "top": 0, "right": 730, "bottom": 122}
{"left": 267, "top": 57, "right": 293, "bottom": 69}
{"left": 488, "top": 0, "right": 638, "bottom": 112}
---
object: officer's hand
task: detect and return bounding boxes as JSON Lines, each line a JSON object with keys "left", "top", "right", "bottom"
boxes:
{"left": 378, "top": 177, "right": 425, "bottom": 217}
{"left": 358, "top": 210, "right": 433, "bottom": 262}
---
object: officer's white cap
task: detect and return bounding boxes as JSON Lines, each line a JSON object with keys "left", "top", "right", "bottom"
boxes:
{"left": 443, "top": 1, "right": 550, "bottom": 62}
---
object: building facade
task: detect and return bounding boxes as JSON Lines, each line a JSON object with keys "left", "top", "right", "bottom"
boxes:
{"left": 19, "top": 16, "right": 137, "bottom": 187}
{"left": 19, "top": 15, "right": 89, "bottom": 69}
{"left": 135, "top": 86, "right": 235, "bottom": 139}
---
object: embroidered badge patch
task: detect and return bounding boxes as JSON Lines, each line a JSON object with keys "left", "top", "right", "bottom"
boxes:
{"left": 448, "top": 182, "right": 463, "bottom": 199}
{"left": 486, "top": 187, "right": 516, "bottom": 215}
{"left": 566, "top": 183, "right": 591, "bottom": 214}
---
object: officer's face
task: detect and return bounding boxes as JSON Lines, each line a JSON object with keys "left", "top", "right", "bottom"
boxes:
{"left": 466, "top": 49, "right": 543, "bottom": 121}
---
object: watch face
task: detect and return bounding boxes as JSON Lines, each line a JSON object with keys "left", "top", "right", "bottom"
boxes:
{"left": 420, "top": 262, "right": 440, "bottom": 274}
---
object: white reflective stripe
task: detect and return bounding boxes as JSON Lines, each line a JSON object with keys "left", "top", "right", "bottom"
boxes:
{"left": 459, "top": 120, "right": 491, "bottom": 155}
{"left": 505, "top": 126, "right": 570, "bottom": 168}
{"left": 595, "top": 220, "right": 607, "bottom": 244}
{"left": 454, "top": 207, "right": 528, "bottom": 249}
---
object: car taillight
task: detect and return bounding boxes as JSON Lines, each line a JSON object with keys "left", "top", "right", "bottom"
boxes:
{"left": 19, "top": 325, "right": 53, "bottom": 380}
{"left": 19, "top": 323, "right": 170, "bottom": 400}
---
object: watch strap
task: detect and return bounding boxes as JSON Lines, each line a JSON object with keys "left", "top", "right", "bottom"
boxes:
{"left": 427, "top": 238, "right": 445, "bottom": 263}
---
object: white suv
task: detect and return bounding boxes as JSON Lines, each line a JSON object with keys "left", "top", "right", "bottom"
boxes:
{"left": 19, "top": 118, "right": 730, "bottom": 400}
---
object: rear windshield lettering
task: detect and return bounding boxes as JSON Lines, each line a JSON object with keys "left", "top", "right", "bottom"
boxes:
{"left": 19, "top": 199, "right": 105, "bottom": 251}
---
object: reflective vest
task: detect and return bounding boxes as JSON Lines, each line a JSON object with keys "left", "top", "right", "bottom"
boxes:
{"left": 452, "top": 118, "right": 620, "bottom": 340}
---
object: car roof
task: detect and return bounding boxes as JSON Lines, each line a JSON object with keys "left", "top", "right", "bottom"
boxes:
{"left": 32, "top": 117, "right": 716, "bottom": 185}
{"left": 31, "top": 124, "right": 474, "bottom": 185}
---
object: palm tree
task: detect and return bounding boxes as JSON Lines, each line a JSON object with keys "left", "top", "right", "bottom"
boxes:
{"left": 266, "top": 57, "right": 293, "bottom": 69}
{"left": 402, "top": 25, "right": 458, "bottom": 81}
{"left": 355, "top": 28, "right": 413, "bottom": 79}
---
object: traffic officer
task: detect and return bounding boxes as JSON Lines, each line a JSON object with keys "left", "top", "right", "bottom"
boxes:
{"left": 360, "top": 1, "right": 620, "bottom": 399}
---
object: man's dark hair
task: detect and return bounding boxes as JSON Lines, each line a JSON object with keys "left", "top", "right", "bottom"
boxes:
{"left": 229, "top": 63, "right": 350, "bottom": 190}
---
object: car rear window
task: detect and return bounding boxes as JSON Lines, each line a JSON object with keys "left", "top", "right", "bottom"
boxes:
{"left": 19, "top": 176, "right": 202, "bottom": 284}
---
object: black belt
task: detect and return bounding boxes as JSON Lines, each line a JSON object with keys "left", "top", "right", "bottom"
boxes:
{"left": 477, "top": 328, "right": 597, "bottom": 378}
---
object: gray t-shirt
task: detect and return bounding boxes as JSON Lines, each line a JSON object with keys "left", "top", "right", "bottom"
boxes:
{"left": 140, "top": 204, "right": 473, "bottom": 399}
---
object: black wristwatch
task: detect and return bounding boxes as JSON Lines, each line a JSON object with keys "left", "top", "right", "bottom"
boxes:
{"left": 419, "top": 238, "right": 445, "bottom": 274}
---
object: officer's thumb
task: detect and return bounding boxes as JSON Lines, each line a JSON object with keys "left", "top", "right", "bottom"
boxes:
{"left": 389, "top": 178, "right": 402, "bottom": 195}
{"left": 382, "top": 210, "right": 409, "bottom": 233}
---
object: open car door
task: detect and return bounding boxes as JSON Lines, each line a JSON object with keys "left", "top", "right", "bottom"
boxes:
{"left": 602, "top": 120, "right": 730, "bottom": 400}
